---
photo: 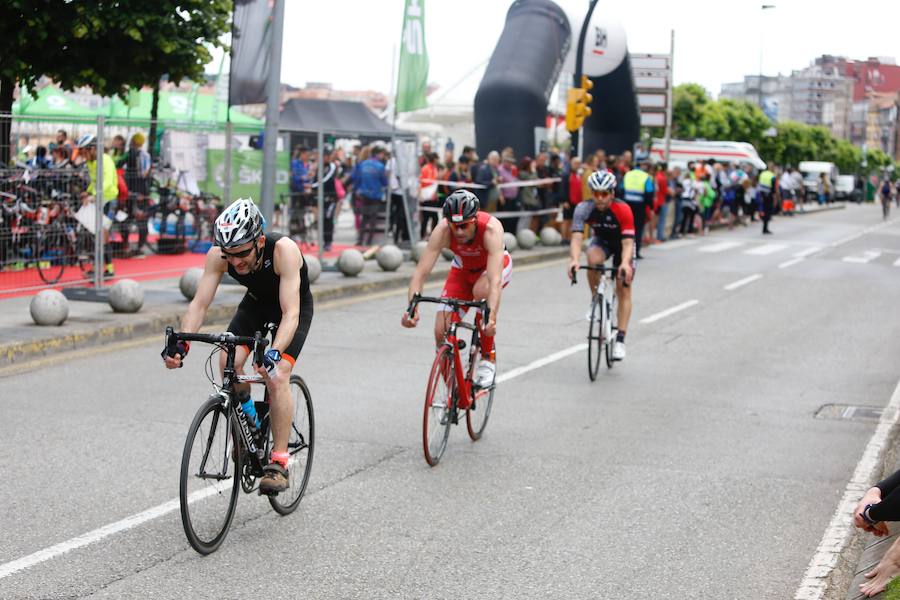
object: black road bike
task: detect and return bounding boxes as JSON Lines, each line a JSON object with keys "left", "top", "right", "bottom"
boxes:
{"left": 164, "top": 326, "right": 315, "bottom": 554}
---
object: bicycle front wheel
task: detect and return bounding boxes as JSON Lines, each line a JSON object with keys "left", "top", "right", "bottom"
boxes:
{"left": 423, "top": 345, "right": 454, "bottom": 466}
{"left": 587, "top": 294, "right": 602, "bottom": 381}
{"left": 36, "top": 229, "right": 65, "bottom": 284}
{"left": 467, "top": 350, "right": 495, "bottom": 441}
{"left": 269, "top": 375, "right": 315, "bottom": 516}
{"left": 180, "top": 395, "right": 241, "bottom": 555}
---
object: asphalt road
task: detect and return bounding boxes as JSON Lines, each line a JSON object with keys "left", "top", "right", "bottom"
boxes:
{"left": 2, "top": 204, "right": 899, "bottom": 599}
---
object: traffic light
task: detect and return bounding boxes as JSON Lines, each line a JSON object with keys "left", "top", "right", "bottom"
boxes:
{"left": 565, "top": 76, "right": 595, "bottom": 132}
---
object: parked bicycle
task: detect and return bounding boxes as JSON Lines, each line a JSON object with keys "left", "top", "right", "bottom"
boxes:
{"left": 571, "top": 265, "right": 619, "bottom": 380}
{"left": 406, "top": 294, "right": 496, "bottom": 466}
{"left": 164, "top": 326, "right": 315, "bottom": 554}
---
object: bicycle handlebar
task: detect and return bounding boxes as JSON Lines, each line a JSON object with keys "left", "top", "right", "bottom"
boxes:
{"left": 164, "top": 327, "right": 269, "bottom": 366}
{"left": 569, "top": 265, "right": 619, "bottom": 286}
{"left": 407, "top": 293, "right": 491, "bottom": 324}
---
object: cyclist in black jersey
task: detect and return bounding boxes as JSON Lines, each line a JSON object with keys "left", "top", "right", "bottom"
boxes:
{"left": 162, "top": 198, "right": 313, "bottom": 494}
{"left": 568, "top": 170, "right": 636, "bottom": 361}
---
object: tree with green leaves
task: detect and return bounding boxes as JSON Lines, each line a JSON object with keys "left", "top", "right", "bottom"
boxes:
{"left": 0, "top": 1, "right": 230, "bottom": 164}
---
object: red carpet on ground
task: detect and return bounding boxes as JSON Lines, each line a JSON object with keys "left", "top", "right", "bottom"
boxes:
{"left": 0, "top": 242, "right": 360, "bottom": 299}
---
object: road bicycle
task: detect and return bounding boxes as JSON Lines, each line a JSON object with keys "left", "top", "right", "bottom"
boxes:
{"left": 571, "top": 265, "right": 619, "bottom": 380}
{"left": 406, "top": 294, "right": 496, "bottom": 466}
{"left": 164, "top": 326, "right": 314, "bottom": 554}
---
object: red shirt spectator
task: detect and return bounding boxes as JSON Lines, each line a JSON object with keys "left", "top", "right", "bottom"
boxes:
{"left": 568, "top": 169, "right": 583, "bottom": 205}
{"left": 654, "top": 169, "right": 668, "bottom": 210}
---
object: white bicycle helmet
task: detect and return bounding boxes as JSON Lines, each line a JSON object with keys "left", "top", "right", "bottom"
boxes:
{"left": 74, "top": 133, "right": 96, "bottom": 149}
{"left": 588, "top": 170, "right": 617, "bottom": 192}
{"left": 214, "top": 198, "right": 264, "bottom": 248}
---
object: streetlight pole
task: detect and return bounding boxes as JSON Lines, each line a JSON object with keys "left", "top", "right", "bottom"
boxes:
{"left": 758, "top": 4, "right": 776, "bottom": 110}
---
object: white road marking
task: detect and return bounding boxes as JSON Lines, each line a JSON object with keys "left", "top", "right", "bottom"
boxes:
{"left": 654, "top": 239, "right": 700, "bottom": 250}
{"left": 495, "top": 343, "right": 587, "bottom": 384}
{"left": 842, "top": 250, "right": 881, "bottom": 264}
{"left": 894, "top": 256, "right": 900, "bottom": 267}
{"left": 831, "top": 219, "right": 897, "bottom": 247}
{"left": 698, "top": 241, "right": 744, "bottom": 253}
{"left": 639, "top": 300, "right": 700, "bottom": 324}
{"left": 724, "top": 274, "right": 763, "bottom": 290}
{"left": 794, "top": 246, "right": 823, "bottom": 258}
{"left": 794, "top": 377, "right": 900, "bottom": 600}
{"left": 0, "top": 485, "right": 221, "bottom": 580}
{"left": 744, "top": 243, "right": 787, "bottom": 256}
{"left": 779, "top": 258, "right": 805, "bottom": 269}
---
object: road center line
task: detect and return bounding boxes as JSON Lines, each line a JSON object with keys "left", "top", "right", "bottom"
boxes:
{"left": 795, "top": 376, "right": 900, "bottom": 600}
{"left": 724, "top": 274, "right": 763, "bottom": 291}
{"left": 779, "top": 258, "right": 805, "bottom": 269}
{"left": 794, "top": 246, "right": 823, "bottom": 259}
{"left": 639, "top": 300, "right": 699, "bottom": 324}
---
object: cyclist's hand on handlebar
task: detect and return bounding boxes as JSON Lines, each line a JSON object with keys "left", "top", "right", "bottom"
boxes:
{"left": 161, "top": 341, "right": 189, "bottom": 369}
{"left": 483, "top": 317, "right": 497, "bottom": 338}
{"left": 568, "top": 260, "right": 579, "bottom": 283}
{"left": 401, "top": 305, "right": 419, "bottom": 328}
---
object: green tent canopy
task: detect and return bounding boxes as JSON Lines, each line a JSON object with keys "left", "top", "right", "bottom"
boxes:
{"left": 106, "top": 90, "right": 262, "bottom": 128}
{"left": 12, "top": 85, "right": 98, "bottom": 123}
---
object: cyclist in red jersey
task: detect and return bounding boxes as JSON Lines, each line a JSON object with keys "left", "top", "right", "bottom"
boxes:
{"left": 402, "top": 189, "right": 511, "bottom": 387}
{"left": 568, "top": 170, "right": 635, "bottom": 361}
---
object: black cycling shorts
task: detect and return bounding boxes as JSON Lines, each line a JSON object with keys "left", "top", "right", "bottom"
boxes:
{"left": 588, "top": 237, "right": 636, "bottom": 275}
{"left": 227, "top": 287, "right": 314, "bottom": 365}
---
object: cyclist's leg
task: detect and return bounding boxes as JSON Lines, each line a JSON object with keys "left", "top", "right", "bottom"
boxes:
{"left": 614, "top": 252, "right": 635, "bottom": 335}
{"left": 435, "top": 267, "right": 478, "bottom": 347}
{"left": 586, "top": 242, "right": 608, "bottom": 296}
{"left": 471, "top": 252, "right": 512, "bottom": 360}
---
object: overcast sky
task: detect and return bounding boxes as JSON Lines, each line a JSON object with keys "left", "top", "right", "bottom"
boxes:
{"left": 227, "top": 0, "right": 899, "bottom": 103}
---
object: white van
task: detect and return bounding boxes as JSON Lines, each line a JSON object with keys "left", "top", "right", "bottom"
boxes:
{"left": 649, "top": 139, "right": 766, "bottom": 170}
{"left": 798, "top": 161, "right": 838, "bottom": 200}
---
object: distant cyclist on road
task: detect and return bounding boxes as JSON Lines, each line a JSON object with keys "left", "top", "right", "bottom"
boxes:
{"left": 162, "top": 198, "right": 313, "bottom": 495}
{"left": 568, "top": 170, "right": 635, "bottom": 361}
{"left": 401, "top": 189, "right": 511, "bottom": 388}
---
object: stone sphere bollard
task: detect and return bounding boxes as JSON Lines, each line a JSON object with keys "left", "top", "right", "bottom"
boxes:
{"left": 411, "top": 240, "right": 428, "bottom": 263}
{"left": 517, "top": 228, "right": 537, "bottom": 250}
{"left": 441, "top": 247, "right": 455, "bottom": 262}
{"left": 540, "top": 226, "right": 562, "bottom": 246}
{"left": 179, "top": 267, "right": 203, "bottom": 300}
{"left": 30, "top": 289, "right": 69, "bottom": 326}
{"left": 503, "top": 232, "right": 518, "bottom": 252}
{"left": 304, "top": 254, "right": 322, "bottom": 283}
{"left": 108, "top": 279, "right": 144, "bottom": 313}
{"left": 376, "top": 244, "right": 403, "bottom": 271}
{"left": 337, "top": 249, "right": 365, "bottom": 277}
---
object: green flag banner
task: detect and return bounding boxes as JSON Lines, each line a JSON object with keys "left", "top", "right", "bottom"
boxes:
{"left": 204, "top": 149, "right": 290, "bottom": 202}
{"left": 396, "top": 0, "right": 429, "bottom": 113}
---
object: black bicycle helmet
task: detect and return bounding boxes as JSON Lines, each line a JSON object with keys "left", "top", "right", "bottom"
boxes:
{"left": 442, "top": 189, "right": 480, "bottom": 223}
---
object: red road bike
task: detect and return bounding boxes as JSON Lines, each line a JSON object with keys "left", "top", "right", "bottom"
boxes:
{"left": 407, "top": 294, "right": 496, "bottom": 466}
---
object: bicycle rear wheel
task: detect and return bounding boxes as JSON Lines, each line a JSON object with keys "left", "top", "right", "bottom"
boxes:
{"left": 587, "top": 294, "right": 602, "bottom": 381}
{"left": 423, "top": 345, "right": 454, "bottom": 466}
{"left": 466, "top": 349, "right": 495, "bottom": 441}
{"left": 180, "top": 395, "right": 241, "bottom": 555}
{"left": 269, "top": 375, "right": 315, "bottom": 515}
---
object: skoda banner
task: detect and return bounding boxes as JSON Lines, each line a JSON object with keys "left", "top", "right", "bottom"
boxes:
{"left": 204, "top": 150, "right": 290, "bottom": 202}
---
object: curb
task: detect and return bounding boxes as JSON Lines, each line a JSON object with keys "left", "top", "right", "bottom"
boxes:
{"left": 0, "top": 248, "right": 568, "bottom": 368}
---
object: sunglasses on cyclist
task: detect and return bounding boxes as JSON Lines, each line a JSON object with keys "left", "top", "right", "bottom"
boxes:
{"left": 594, "top": 190, "right": 612, "bottom": 198}
{"left": 448, "top": 219, "right": 475, "bottom": 230}
{"left": 221, "top": 246, "right": 256, "bottom": 259}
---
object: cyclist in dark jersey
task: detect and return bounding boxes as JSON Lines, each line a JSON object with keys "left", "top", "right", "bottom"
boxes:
{"left": 162, "top": 198, "right": 313, "bottom": 494}
{"left": 568, "top": 170, "right": 636, "bottom": 361}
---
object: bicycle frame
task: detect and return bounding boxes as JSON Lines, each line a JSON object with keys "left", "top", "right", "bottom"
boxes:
{"left": 443, "top": 311, "right": 484, "bottom": 412}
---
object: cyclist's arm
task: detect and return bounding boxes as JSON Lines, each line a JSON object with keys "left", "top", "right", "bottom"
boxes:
{"left": 272, "top": 238, "right": 302, "bottom": 352}
{"left": 180, "top": 247, "right": 226, "bottom": 333}
{"left": 569, "top": 203, "right": 588, "bottom": 268}
{"left": 483, "top": 218, "right": 505, "bottom": 320}
{"left": 407, "top": 221, "right": 450, "bottom": 301}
